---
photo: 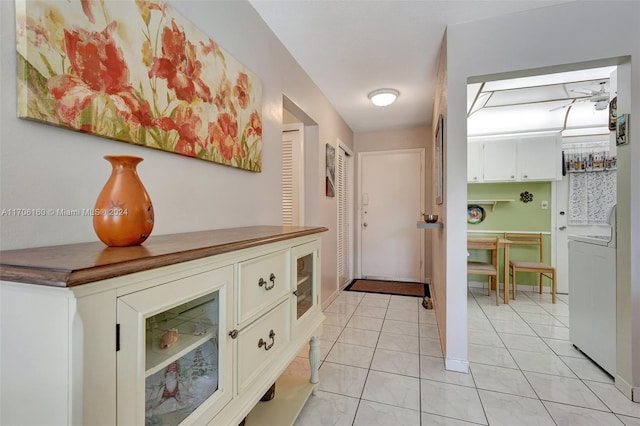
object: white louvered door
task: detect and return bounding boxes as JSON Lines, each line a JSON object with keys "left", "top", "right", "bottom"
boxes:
{"left": 337, "top": 145, "right": 353, "bottom": 288}
{"left": 282, "top": 125, "right": 304, "bottom": 226}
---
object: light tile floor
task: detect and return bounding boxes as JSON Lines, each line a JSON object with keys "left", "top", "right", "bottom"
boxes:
{"left": 292, "top": 287, "right": 640, "bottom": 426}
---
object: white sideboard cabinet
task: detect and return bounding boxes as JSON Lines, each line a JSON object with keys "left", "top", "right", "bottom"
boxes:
{"left": 0, "top": 226, "right": 327, "bottom": 426}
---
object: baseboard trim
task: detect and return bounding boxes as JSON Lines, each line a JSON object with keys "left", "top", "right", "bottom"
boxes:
{"left": 323, "top": 289, "right": 339, "bottom": 311}
{"left": 615, "top": 374, "right": 640, "bottom": 402}
{"left": 467, "top": 281, "right": 568, "bottom": 295}
{"left": 445, "top": 357, "right": 469, "bottom": 374}
{"left": 467, "top": 230, "right": 551, "bottom": 235}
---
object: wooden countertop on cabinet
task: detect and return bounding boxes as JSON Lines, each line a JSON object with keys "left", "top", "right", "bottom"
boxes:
{"left": 0, "top": 225, "right": 328, "bottom": 287}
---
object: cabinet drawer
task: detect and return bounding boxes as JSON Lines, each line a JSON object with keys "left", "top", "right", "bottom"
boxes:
{"left": 237, "top": 249, "right": 290, "bottom": 324}
{"left": 237, "top": 300, "right": 290, "bottom": 392}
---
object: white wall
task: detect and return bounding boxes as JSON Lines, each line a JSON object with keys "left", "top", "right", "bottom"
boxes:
{"left": 446, "top": 1, "right": 639, "bottom": 397}
{"left": 0, "top": 1, "right": 353, "bottom": 304}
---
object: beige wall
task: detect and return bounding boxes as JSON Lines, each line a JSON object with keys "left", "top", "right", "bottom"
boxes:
{"left": 431, "top": 34, "right": 449, "bottom": 361}
{"left": 0, "top": 1, "right": 353, "bottom": 306}
{"left": 354, "top": 126, "right": 430, "bottom": 153}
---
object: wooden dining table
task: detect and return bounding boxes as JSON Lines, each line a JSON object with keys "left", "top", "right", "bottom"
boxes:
{"left": 468, "top": 237, "right": 513, "bottom": 304}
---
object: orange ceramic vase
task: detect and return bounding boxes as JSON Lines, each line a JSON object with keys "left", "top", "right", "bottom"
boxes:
{"left": 93, "top": 155, "right": 154, "bottom": 247}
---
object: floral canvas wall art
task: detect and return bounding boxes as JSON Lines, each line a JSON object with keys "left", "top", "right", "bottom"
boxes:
{"left": 16, "top": 0, "right": 263, "bottom": 172}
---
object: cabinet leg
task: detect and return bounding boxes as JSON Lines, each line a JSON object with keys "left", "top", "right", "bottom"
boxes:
{"left": 309, "top": 335, "right": 320, "bottom": 395}
{"left": 260, "top": 382, "right": 276, "bottom": 401}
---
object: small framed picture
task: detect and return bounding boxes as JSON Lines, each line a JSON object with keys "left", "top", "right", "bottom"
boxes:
{"left": 616, "top": 114, "right": 629, "bottom": 146}
{"left": 609, "top": 97, "right": 617, "bottom": 131}
{"left": 325, "top": 143, "right": 336, "bottom": 197}
{"left": 435, "top": 114, "right": 444, "bottom": 205}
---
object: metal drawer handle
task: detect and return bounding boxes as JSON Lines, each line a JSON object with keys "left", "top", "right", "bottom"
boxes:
{"left": 258, "top": 329, "right": 276, "bottom": 351}
{"left": 229, "top": 329, "right": 239, "bottom": 339}
{"left": 258, "top": 273, "right": 276, "bottom": 291}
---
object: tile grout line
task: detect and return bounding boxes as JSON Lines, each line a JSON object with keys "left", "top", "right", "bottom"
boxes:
{"left": 523, "top": 292, "right": 619, "bottom": 418}
{"left": 472, "top": 288, "right": 618, "bottom": 421}
{"left": 336, "top": 292, "right": 388, "bottom": 425}
{"left": 418, "top": 298, "right": 423, "bottom": 426}
{"left": 473, "top": 289, "right": 556, "bottom": 424}
{"left": 354, "top": 294, "right": 391, "bottom": 425}
{"left": 309, "top": 289, "right": 638, "bottom": 426}
{"left": 469, "top": 289, "right": 502, "bottom": 426}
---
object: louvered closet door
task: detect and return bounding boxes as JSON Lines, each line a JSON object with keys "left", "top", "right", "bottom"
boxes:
{"left": 337, "top": 146, "right": 352, "bottom": 288}
{"left": 282, "top": 126, "right": 304, "bottom": 226}
{"left": 282, "top": 136, "right": 294, "bottom": 226}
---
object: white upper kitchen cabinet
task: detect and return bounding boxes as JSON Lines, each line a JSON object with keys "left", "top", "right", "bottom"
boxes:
{"left": 483, "top": 138, "right": 518, "bottom": 182}
{"left": 517, "top": 133, "right": 562, "bottom": 181}
{"left": 467, "top": 140, "right": 483, "bottom": 183}
{"left": 468, "top": 132, "right": 561, "bottom": 183}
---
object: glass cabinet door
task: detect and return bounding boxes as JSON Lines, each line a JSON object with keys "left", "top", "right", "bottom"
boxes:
{"left": 292, "top": 241, "right": 320, "bottom": 325}
{"left": 295, "top": 253, "right": 314, "bottom": 319}
{"left": 144, "top": 293, "right": 219, "bottom": 424}
{"left": 118, "top": 266, "right": 233, "bottom": 426}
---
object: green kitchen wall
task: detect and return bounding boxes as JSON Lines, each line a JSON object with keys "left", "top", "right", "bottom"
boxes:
{"left": 467, "top": 181, "right": 552, "bottom": 288}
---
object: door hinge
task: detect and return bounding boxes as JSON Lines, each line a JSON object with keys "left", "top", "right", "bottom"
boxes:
{"left": 116, "top": 324, "right": 120, "bottom": 352}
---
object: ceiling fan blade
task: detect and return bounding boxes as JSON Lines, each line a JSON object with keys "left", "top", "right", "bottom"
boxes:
{"left": 549, "top": 98, "right": 588, "bottom": 112}
{"left": 570, "top": 89, "right": 593, "bottom": 96}
{"left": 550, "top": 101, "right": 573, "bottom": 111}
{"left": 549, "top": 104, "right": 567, "bottom": 112}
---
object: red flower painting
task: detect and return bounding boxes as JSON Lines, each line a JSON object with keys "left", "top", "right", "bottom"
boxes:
{"left": 234, "top": 73, "right": 251, "bottom": 110}
{"left": 207, "top": 113, "right": 245, "bottom": 161}
{"left": 47, "top": 22, "right": 153, "bottom": 130}
{"left": 17, "top": 0, "right": 263, "bottom": 171}
{"left": 149, "top": 20, "right": 212, "bottom": 104}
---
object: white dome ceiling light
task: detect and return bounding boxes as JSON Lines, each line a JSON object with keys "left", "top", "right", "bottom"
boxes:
{"left": 368, "top": 89, "right": 399, "bottom": 107}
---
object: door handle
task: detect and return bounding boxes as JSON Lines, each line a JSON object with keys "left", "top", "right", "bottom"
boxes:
{"left": 363, "top": 222, "right": 368, "bottom": 227}
{"left": 559, "top": 226, "right": 567, "bottom": 230}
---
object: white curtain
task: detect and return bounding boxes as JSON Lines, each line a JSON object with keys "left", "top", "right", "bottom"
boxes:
{"left": 569, "top": 170, "right": 616, "bottom": 224}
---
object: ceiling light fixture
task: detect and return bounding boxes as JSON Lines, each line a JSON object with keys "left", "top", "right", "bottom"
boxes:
{"left": 368, "top": 88, "right": 399, "bottom": 107}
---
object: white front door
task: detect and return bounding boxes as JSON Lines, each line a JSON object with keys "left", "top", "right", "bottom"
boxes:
{"left": 359, "top": 149, "right": 424, "bottom": 282}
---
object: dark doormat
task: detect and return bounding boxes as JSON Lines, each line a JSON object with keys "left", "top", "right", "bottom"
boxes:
{"left": 345, "top": 279, "right": 430, "bottom": 298}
